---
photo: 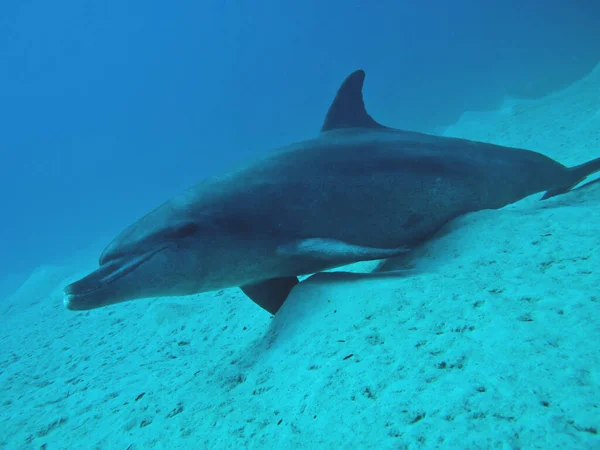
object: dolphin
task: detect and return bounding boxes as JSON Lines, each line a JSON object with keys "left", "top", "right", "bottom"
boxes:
{"left": 64, "top": 70, "right": 600, "bottom": 314}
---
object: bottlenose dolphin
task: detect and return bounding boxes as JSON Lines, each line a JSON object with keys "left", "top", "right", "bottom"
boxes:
{"left": 64, "top": 70, "right": 600, "bottom": 314}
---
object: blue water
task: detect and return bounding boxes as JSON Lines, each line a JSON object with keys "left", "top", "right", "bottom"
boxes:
{"left": 1, "top": 2, "right": 600, "bottom": 448}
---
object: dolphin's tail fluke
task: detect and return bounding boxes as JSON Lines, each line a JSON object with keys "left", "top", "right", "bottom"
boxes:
{"left": 542, "top": 156, "right": 600, "bottom": 200}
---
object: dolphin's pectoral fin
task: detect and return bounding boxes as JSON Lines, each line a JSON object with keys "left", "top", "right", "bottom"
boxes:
{"left": 241, "top": 277, "right": 299, "bottom": 315}
{"left": 277, "top": 238, "right": 410, "bottom": 261}
{"left": 321, "top": 70, "right": 388, "bottom": 132}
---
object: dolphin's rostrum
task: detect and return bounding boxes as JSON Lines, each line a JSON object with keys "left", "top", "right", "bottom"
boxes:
{"left": 64, "top": 70, "right": 600, "bottom": 314}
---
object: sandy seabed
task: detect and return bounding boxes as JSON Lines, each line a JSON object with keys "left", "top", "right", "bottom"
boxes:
{"left": 1, "top": 65, "right": 599, "bottom": 450}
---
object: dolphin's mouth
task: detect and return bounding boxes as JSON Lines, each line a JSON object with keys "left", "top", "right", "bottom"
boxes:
{"left": 64, "top": 247, "right": 167, "bottom": 298}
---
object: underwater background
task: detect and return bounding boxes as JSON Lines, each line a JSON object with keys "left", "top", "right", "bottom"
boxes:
{"left": 1, "top": 1, "right": 600, "bottom": 449}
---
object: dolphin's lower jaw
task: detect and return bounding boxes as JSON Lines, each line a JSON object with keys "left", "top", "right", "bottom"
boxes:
{"left": 63, "top": 277, "right": 140, "bottom": 311}
{"left": 63, "top": 248, "right": 166, "bottom": 310}
{"left": 63, "top": 271, "right": 124, "bottom": 311}
{"left": 63, "top": 292, "right": 111, "bottom": 311}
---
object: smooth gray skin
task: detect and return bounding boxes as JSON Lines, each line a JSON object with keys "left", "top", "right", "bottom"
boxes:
{"left": 64, "top": 70, "right": 600, "bottom": 314}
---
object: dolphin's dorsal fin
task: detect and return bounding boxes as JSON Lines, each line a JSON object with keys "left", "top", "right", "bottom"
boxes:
{"left": 321, "top": 69, "right": 387, "bottom": 132}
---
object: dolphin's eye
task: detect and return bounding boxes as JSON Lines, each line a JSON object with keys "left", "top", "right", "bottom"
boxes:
{"left": 168, "top": 222, "right": 199, "bottom": 239}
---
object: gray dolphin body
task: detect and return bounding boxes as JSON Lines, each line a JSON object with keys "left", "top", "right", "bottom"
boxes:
{"left": 64, "top": 70, "right": 600, "bottom": 314}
